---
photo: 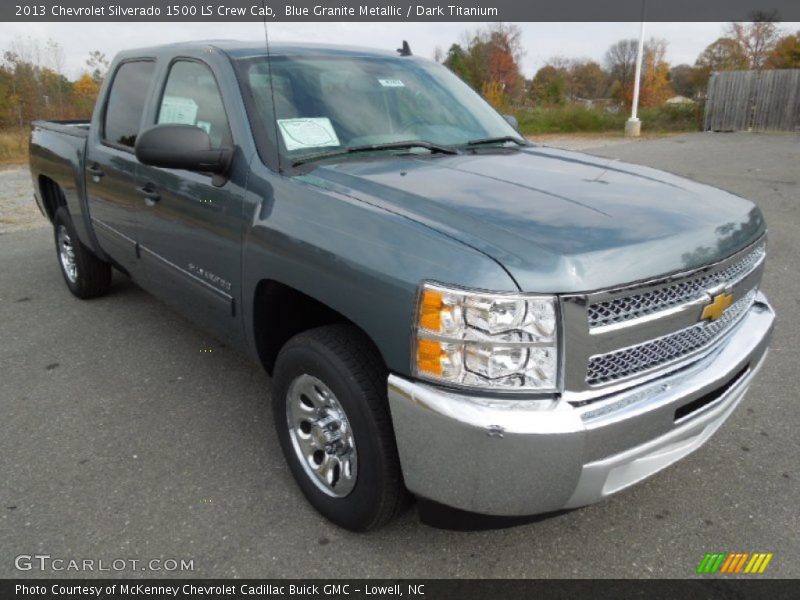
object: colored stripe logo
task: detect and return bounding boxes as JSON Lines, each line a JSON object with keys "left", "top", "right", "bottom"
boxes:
{"left": 696, "top": 552, "right": 773, "bottom": 574}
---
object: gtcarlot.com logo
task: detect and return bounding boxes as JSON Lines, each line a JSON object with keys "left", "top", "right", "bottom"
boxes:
{"left": 697, "top": 552, "right": 773, "bottom": 574}
{"left": 14, "top": 554, "right": 194, "bottom": 572}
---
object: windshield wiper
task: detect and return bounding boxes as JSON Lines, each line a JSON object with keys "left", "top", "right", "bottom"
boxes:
{"left": 463, "top": 136, "right": 527, "bottom": 148}
{"left": 292, "top": 141, "right": 459, "bottom": 166}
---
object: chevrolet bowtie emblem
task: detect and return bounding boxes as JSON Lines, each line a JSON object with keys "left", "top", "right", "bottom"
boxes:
{"left": 701, "top": 292, "right": 734, "bottom": 321}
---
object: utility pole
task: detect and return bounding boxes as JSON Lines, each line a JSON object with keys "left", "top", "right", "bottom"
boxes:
{"left": 625, "top": 2, "right": 647, "bottom": 137}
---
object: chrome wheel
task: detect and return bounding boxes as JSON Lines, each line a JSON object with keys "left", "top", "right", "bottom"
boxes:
{"left": 57, "top": 224, "right": 78, "bottom": 283}
{"left": 286, "top": 374, "right": 358, "bottom": 497}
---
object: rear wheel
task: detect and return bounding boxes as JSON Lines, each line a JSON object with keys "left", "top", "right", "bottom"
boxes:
{"left": 53, "top": 207, "right": 111, "bottom": 299}
{"left": 272, "top": 324, "right": 408, "bottom": 531}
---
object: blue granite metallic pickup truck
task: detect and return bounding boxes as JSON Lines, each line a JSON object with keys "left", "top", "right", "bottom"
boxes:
{"left": 29, "top": 41, "right": 774, "bottom": 531}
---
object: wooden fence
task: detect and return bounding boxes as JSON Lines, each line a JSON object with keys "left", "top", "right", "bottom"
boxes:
{"left": 704, "top": 69, "right": 800, "bottom": 132}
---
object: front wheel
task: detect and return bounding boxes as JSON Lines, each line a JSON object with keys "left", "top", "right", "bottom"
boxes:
{"left": 272, "top": 324, "right": 408, "bottom": 531}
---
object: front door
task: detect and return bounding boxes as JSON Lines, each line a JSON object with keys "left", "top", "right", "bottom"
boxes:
{"left": 135, "top": 59, "right": 244, "bottom": 344}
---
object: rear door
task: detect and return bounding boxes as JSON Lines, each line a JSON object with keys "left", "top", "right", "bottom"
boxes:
{"left": 135, "top": 58, "right": 244, "bottom": 344}
{"left": 85, "top": 59, "right": 156, "bottom": 274}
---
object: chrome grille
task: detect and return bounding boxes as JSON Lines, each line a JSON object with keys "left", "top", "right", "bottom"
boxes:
{"left": 587, "top": 290, "right": 756, "bottom": 386}
{"left": 587, "top": 242, "right": 765, "bottom": 328}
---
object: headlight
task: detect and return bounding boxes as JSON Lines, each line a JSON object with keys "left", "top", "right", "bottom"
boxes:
{"left": 413, "top": 282, "right": 559, "bottom": 392}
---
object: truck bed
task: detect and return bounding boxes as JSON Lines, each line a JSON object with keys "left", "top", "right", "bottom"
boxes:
{"left": 31, "top": 119, "right": 90, "bottom": 138}
{"left": 29, "top": 119, "right": 91, "bottom": 243}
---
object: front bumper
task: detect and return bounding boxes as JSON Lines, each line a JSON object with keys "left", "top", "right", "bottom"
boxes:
{"left": 387, "top": 292, "right": 775, "bottom": 516}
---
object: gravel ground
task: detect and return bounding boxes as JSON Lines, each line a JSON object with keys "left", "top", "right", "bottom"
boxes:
{"left": 527, "top": 133, "right": 662, "bottom": 151}
{"left": 0, "top": 167, "right": 44, "bottom": 234}
{"left": 1, "top": 132, "right": 798, "bottom": 579}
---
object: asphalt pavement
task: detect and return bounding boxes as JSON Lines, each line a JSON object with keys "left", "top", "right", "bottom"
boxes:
{"left": 1, "top": 132, "right": 798, "bottom": 578}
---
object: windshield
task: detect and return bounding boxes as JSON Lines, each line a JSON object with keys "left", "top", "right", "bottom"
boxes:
{"left": 236, "top": 54, "right": 523, "bottom": 164}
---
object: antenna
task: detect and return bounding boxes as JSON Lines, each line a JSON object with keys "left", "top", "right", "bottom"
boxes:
{"left": 261, "top": 0, "right": 282, "bottom": 173}
{"left": 397, "top": 41, "right": 412, "bottom": 56}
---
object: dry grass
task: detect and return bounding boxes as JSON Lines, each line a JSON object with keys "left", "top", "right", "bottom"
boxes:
{"left": 0, "top": 128, "right": 29, "bottom": 166}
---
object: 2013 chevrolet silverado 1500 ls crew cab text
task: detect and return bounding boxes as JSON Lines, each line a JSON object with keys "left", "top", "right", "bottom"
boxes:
{"left": 29, "top": 41, "right": 774, "bottom": 531}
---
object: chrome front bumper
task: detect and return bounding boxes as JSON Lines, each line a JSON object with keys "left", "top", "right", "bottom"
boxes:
{"left": 387, "top": 293, "right": 775, "bottom": 516}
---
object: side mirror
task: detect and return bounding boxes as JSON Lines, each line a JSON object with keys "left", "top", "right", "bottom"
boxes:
{"left": 502, "top": 114, "right": 519, "bottom": 131}
{"left": 135, "top": 124, "right": 232, "bottom": 180}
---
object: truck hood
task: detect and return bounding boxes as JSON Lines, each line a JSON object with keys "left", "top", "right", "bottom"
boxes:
{"left": 300, "top": 146, "right": 765, "bottom": 292}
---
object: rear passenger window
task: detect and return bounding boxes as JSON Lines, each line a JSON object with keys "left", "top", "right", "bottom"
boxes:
{"left": 103, "top": 60, "right": 155, "bottom": 148}
{"left": 158, "top": 61, "right": 232, "bottom": 149}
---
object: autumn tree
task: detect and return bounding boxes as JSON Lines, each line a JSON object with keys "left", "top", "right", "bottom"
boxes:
{"left": 767, "top": 31, "right": 800, "bottom": 68}
{"left": 530, "top": 65, "right": 568, "bottom": 105}
{"left": 695, "top": 37, "right": 749, "bottom": 72}
{"left": 669, "top": 64, "right": 707, "bottom": 99}
{"left": 73, "top": 72, "right": 100, "bottom": 117}
{"left": 0, "top": 65, "right": 18, "bottom": 127}
{"left": 443, "top": 24, "right": 525, "bottom": 105}
{"left": 638, "top": 39, "right": 672, "bottom": 107}
{"left": 0, "top": 37, "right": 82, "bottom": 126}
{"left": 569, "top": 60, "right": 607, "bottom": 99}
{"left": 725, "top": 14, "right": 782, "bottom": 69}
{"left": 605, "top": 38, "right": 673, "bottom": 108}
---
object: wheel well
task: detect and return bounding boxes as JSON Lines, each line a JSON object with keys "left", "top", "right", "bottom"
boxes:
{"left": 253, "top": 280, "right": 380, "bottom": 375}
{"left": 38, "top": 176, "right": 65, "bottom": 222}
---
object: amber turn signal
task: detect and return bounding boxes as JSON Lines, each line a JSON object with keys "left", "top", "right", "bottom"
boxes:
{"left": 419, "top": 288, "right": 443, "bottom": 332}
{"left": 416, "top": 338, "right": 444, "bottom": 376}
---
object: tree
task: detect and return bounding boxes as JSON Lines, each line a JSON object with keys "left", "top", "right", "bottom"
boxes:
{"left": 443, "top": 24, "right": 525, "bottom": 105}
{"left": 604, "top": 39, "right": 639, "bottom": 97}
{"left": 725, "top": 14, "right": 782, "bottom": 69}
{"left": 639, "top": 39, "right": 672, "bottom": 107}
{"left": 481, "top": 80, "right": 506, "bottom": 110}
{"left": 569, "top": 60, "right": 607, "bottom": 99}
{"left": 767, "top": 31, "right": 800, "bottom": 68}
{"left": 44, "top": 39, "right": 66, "bottom": 117}
{"left": 669, "top": 64, "right": 707, "bottom": 99}
{"left": 443, "top": 43, "right": 476, "bottom": 88}
{"left": 73, "top": 72, "right": 100, "bottom": 117}
{"left": 530, "top": 65, "right": 567, "bottom": 105}
{"left": 695, "top": 37, "right": 749, "bottom": 75}
{"left": 86, "top": 50, "right": 109, "bottom": 83}
{"left": 473, "top": 23, "right": 525, "bottom": 98}
{"left": 605, "top": 38, "right": 673, "bottom": 108}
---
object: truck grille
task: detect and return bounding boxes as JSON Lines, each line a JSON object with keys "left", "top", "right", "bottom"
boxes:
{"left": 587, "top": 241, "right": 765, "bottom": 328}
{"left": 587, "top": 290, "right": 756, "bottom": 385}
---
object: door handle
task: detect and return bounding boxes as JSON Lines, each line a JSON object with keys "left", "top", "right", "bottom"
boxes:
{"left": 136, "top": 184, "right": 161, "bottom": 207}
{"left": 87, "top": 164, "right": 105, "bottom": 179}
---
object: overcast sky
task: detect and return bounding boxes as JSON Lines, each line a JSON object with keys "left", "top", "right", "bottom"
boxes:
{"left": 2, "top": 21, "right": 799, "bottom": 79}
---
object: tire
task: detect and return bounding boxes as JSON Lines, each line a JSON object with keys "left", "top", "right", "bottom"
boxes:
{"left": 272, "top": 324, "right": 408, "bottom": 531}
{"left": 53, "top": 206, "right": 112, "bottom": 299}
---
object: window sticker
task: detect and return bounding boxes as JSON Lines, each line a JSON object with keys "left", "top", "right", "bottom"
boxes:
{"left": 277, "top": 118, "right": 340, "bottom": 151}
{"left": 159, "top": 95, "right": 198, "bottom": 126}
{"left": 378, "top": 79, "right": 405, "bottom": 88}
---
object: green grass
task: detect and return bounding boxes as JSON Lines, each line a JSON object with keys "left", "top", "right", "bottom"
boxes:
{"left": 0, "top": 104, "right": 701, "bottom": 165}
{"left": 514, "top": 103, "right": 702, "bottom": 136}
{"left": 0, "top": 128, "right": 28, "bottom": 165}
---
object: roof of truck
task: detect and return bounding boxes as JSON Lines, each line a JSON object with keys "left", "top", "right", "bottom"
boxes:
{"left": 116, "top": 40, "right": 407, "bottom": 61}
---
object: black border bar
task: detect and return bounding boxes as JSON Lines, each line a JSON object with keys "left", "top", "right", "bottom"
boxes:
{"left": 3, "top": 579, "right": 800, "bottom": 600}
{"left": 4, "top": 0, "right": 800, "bottom": 22}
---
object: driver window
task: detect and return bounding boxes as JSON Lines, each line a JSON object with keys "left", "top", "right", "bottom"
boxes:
{"left": 158, "top": 61, "right": 232, "bottom": 149}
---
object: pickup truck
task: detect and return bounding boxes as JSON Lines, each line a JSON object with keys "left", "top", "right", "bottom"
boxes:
{"left": 29, "top": 40, "right": 774, "bottom": 531}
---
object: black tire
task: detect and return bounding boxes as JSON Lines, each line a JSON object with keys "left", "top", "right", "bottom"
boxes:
{"left": 53, "top": 206, "right": 112, "bottom": 299}
{"left": 272, "top": 324, "right": 408, "bottom": 531}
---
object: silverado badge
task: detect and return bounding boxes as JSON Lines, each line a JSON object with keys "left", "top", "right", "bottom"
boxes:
{"left": 701, "top": 291, "right": 734, "bottom": 321}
